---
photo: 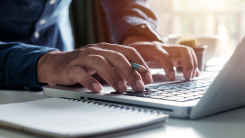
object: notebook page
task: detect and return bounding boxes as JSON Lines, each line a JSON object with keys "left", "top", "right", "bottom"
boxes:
{"left": 0, "top": 98, "right": 167, "bottom": 137}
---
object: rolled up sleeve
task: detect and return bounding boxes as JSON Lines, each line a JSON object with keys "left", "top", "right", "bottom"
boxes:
{"left": 0, "top": 42, "right": 58, "bottom": 91}
{"left": 101, "top": 0, "right": 158, "bottom": 44}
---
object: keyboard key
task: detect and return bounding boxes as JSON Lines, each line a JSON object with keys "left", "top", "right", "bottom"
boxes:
{"left": 176, "top": 94, "right": 189, "bottom": 97}
{"left": 195, "top": 91, "right": 205, "bottom": 95}
{"left": 182, "top": 86, "right": 195, "bottom": 89}
{"left": 148, "top": 85, "right": 160, "bottom": 89}
{"left": 183, "top": 94, "right": 195, "bottom": 97}
{"left": 196, "top": 87, "right": 208, "bottom": 90}
{"left": 147, "top": 93, "right": 158, "bottom": 96}
{"left": 187, "top": 96, "right": 199, "bottom": 100}
{"left": 171, "top": 96, "right": 186, "bottom": 99}
{"left": 191, "top": 93, "right": 201, "bottom": 96}
{"left": 163, "top": 89, "right": 178, "bottom": 92}
{"left": 134, "top": 93, "right": 146, "bottom": 97}
{"left": 158, "top": 88, "right": 171, "bottom": 90}
{"left": 154, "top": 91, "right": 168, "bottom": 94}
{"left": 188, "top": 89, "right": 200, "bottom": 92}
{"left": 162, "top": 97, "right": 176, "bottom": 101}
{"left": 161, "top": 94, "right": 173, "bottom": 97}
{"left": 143, "top": 92, "right": 153, "bottom": 95}
{"left": 194, "top": 85, "right": 204, "bottom": 88}
{"left": 196, "top": 95, "right": 203, "bottom": 98}
{"left": 144, "top": 90, "right": 159, "bottom": 93}
{"left": 178, "top": 90, "right": 193, "bottom": 93}
{"left": 148, "top": 89, "right": 160, "bottom": 92}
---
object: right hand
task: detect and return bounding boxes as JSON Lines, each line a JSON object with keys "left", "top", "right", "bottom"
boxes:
{"left": 37, "top": 43, "right": 153, "bottom": 92}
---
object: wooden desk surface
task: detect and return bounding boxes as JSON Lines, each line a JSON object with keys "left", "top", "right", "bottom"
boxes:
{"left": 1, "top": 71, "right": 244, "bottom": 138}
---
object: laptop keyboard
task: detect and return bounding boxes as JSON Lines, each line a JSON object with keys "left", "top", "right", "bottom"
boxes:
{"left": 111, "top": 78, "right": 214, "bottom": 102}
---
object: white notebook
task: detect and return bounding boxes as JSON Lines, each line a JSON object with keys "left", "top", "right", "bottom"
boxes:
{"left": 0, "top": 98, "right": 168, "bottom": 137}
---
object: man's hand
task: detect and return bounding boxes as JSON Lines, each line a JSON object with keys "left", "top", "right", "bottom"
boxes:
{"left": 123, "top": 36, "right": 199, "bottom": 81}
{"left": 37, "top": 43, "right": 152, "bottom": 92}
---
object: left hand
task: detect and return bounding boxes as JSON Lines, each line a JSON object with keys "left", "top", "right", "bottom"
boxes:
{"left": 123, "top": 36, "right": 199, "bottom": 81}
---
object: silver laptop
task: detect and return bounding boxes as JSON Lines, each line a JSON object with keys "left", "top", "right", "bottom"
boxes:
{"left": 44, "top": 37, "right": 245, "bottom": 119}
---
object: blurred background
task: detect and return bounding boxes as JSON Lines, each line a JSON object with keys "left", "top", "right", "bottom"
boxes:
{"left": 149, "top": 0, "right": 245, "bottom": 69}
{"left": 69, "top": 0, "right": 245, "bottom": 71}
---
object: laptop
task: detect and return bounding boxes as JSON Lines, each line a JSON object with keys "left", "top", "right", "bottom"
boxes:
{"left": 44, "top": 37, "right": 245, "bottom": 119}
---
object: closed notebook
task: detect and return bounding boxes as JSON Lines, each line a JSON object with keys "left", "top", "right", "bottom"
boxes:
{"left": 0, "top": 98, "right": 168, "bottom": 137}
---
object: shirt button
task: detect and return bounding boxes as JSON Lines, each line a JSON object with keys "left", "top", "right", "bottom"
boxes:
{"left": 35, "top": 32, "right": 39, "bottom": 39}
{"left": 39, "top": 19, "right": 46, "bottom": 25}
{"left": 24, "top": 86, "right": 29, "bottom": 90}
{"left": 50, "top": 0, "right": 56, "bottom": 4}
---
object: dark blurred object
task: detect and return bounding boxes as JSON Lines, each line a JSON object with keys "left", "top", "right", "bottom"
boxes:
{"left": 69, "top": 0, "right": 112, "bottom": 48}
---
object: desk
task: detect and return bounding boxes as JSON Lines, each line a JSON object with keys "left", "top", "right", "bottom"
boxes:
{"left": 1, "top": 71, "right": 244, "bottom": 138}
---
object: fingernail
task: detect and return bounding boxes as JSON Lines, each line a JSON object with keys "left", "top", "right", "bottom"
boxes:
{"left": 170, "top": 71, "right": 175, "bottom": 80}
{"left": 93, "top": 83, "right": 103, "bottom": 92}
{"left": 145, "top": 72, "right": 153, "bottom": 84}
{"left": 136, "top": 79, "right": 145, "bottom": 91}
{"left": 117, "top": 81, "right": 127, "bottom": 92}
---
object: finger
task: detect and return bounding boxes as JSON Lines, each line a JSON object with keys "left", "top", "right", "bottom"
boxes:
{"left": 178, "top": 48, "right": 194, "bottom": 80}
{"left": 68, "top": 66, "right": 103, "bottom": 92}
{"left": 195, "top": 68, "right": 200, "bottom": 77}
{"left": 80, "top": 54, "right": 128, "bottom": 92}
{"left": 190, "top": 48, "right": 198, "bottom": 78}
{"left": 86, "top": 47, "right": 145, "bottom": 92}
{"left": 166, "top": 46, "right": 194, "bottom": 80}
{"left": 171, "top": 58, "right": 180, "bottom": 67}
{"left": 95, "top": 43, "right": 152, "bottom": 85}
{"left": 152, "top": 47, "right": 175, "bottom": 81}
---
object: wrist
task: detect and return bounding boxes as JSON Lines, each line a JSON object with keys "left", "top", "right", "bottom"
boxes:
{"left": 37, "top": 51, "right": 59, "bottom": 83}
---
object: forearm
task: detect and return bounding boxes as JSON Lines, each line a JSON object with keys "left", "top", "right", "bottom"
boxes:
{"left": 0, "top": 41, "right": 58, "bottom": 90}
{"left": 100, "top": 0, "right": 158, "bottom": 44}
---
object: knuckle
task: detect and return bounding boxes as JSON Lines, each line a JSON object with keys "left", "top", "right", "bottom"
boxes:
{"left": 126, "top": 47, "right": 138, "bottom": 55}
{"left": 86, "top": 46, "right": 97, "bottom": 51}
{"left": 79, "top": 47, "right": 97, "bottom": 55}
{"left": 89, "top": 55, "right": 106, "bottom": 64}
{"left": 110, "top": 51, "right": 126, "bottom": 61}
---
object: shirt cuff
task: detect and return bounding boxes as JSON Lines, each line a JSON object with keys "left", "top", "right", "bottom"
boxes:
{"left": 6, "top": 44, "right": 58, "bottom": 91}
{"left": 112, "top": 17, "right": 157, "bottom": 44}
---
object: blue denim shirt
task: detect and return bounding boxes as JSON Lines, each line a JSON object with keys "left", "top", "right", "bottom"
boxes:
{"left": 0, "top": 0, "right": 157, "bottom": 90}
